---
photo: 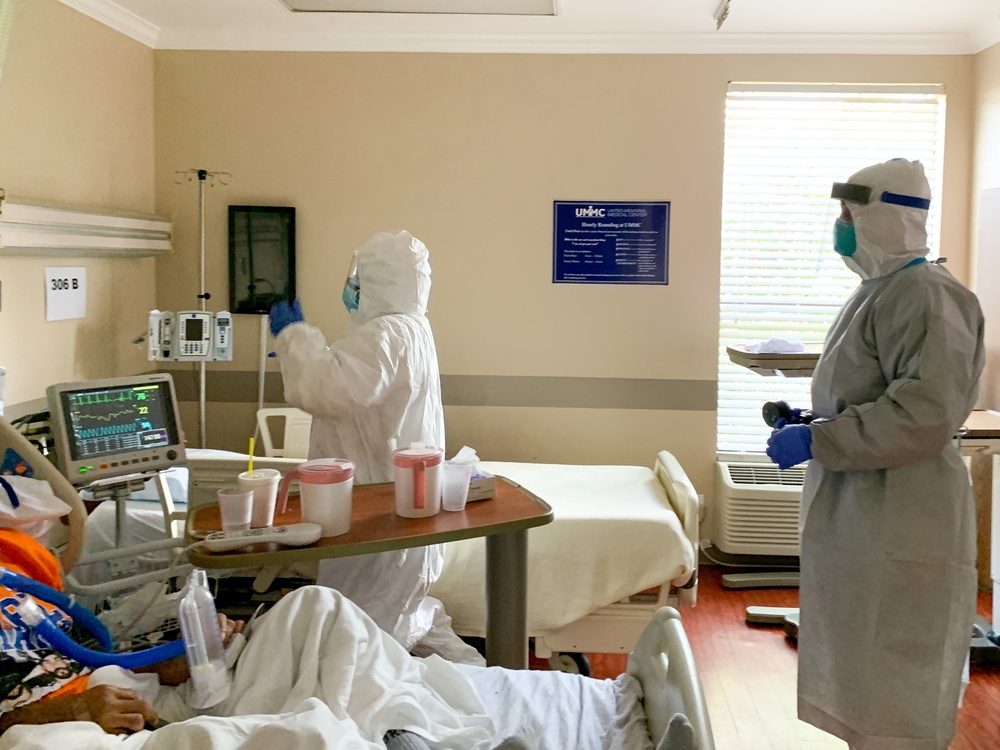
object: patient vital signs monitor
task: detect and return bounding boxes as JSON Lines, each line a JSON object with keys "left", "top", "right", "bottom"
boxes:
{"left": 46, "top": 374, "right": 186, "bottom": 487}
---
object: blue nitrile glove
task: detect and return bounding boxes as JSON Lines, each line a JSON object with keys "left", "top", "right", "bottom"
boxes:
{"left": 766, "top": 424, "right": 813, "bottom": 470}
{"left": 269, "top": 298, "right": 304, "bottom": 338}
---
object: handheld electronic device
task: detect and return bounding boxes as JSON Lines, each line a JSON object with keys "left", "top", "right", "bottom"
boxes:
{"left": 202, "top": 523, "right": 322, "bottom": 553}
{"left": 762, "top": 400, "right": 815, "bottom": 428}
{"left": 213, "top": 311, "right": 233, "bottom": 361}
{"left": 176, "top": 311, "right": 213, "bottom": 360}
{"left": 46, "top": 373, "right": 186, "bottom": 487}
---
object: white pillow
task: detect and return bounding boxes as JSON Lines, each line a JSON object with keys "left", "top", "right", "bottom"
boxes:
{"left": 0, "top": 475, "right": 72, "bottom": 539}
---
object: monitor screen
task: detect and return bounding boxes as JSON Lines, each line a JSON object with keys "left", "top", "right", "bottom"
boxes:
{"left": 47, "top": 374, "right": 185, "bottom": 486}
{"left": 60, "top": 381, "right": 178, "bottom": 462}
{"left": 183, "top": 318, "right": 204, "bottom": 341}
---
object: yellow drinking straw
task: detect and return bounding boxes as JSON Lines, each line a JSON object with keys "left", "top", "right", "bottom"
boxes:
{"left": 248, "top": 437, "right": 255, "bottom": 474}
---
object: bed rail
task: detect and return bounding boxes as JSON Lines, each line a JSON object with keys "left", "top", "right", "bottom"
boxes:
{"left": 654, "top": 451, "right": 702, "bottom": 607}
{"left": 627, "top": 606, "right": 715, "bottom": 750}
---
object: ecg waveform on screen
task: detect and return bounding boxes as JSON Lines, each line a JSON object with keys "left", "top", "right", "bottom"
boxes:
{"left": 74, "top": 409, "right": 138, "bottom": 424}
{"left": 74, "top": 390, "right": 140, "bottom": 405}
{"left": 77, "top": 422, "right": 140, "bottom": 440}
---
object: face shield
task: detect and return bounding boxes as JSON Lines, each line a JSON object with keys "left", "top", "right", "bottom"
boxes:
{"left": 829, "top": 158, "right": 933, "bottom": 279}
{"left": 342, "top": 251, "right": 360, "bottom": 313}
{"left": 830, "top": 181, "right": 932, "bottom": 258}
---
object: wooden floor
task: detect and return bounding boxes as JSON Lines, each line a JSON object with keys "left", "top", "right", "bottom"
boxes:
{"left": 538, "top": 566, "right": 1000, "bottom": 750}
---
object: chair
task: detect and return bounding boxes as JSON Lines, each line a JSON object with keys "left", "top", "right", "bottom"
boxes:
{"left": 256, "top": 407, "right": 312, "bottom": 459}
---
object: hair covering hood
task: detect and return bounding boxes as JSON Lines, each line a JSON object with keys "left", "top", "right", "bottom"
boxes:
{"left": 839, "top": 158, "right": 931, "bottom": 280}
{"left": 353, "top": 231, "right": 431, "bottom": 324}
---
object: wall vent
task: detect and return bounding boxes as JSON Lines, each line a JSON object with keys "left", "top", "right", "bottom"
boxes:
{"left": 714, "top": 460, "right": 802, "bottom": 556}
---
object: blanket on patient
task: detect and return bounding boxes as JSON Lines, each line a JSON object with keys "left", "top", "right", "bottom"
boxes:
{"left": 0, "top": 586, "right": 495, "bottom": 750}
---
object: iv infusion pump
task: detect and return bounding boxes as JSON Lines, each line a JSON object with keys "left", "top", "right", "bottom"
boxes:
{"left": 148, "top": 310, "right": 233, "bottom": 362}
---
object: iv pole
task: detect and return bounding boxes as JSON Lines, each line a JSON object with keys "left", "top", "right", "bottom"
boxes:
{"left": 173, "top": 168, "right": 232, "bottom": 449}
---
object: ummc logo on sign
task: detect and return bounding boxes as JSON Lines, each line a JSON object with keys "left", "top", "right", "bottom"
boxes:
{"left": 575, "top": 206, "right": 606, "bottom": 218}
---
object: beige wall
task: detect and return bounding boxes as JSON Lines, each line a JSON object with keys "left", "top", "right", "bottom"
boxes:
{"left": 153, "top": 51, "right": 975, "bottom": 505}
{"left": 0, "top": 0, "right": 156, "bottom": 408}
{"left": 972, "top": 42, "right": 1000, "bottom": 408}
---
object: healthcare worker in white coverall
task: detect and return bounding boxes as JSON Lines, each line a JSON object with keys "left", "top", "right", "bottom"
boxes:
{"left": 766, "top": 158, "right": 985, "bottom": 750}
{"left": 268, "top": 230, "right": 448, "bottom": 652}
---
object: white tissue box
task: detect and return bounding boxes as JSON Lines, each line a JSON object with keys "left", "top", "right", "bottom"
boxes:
{"left": 467, "top": 472, "right": 496, "bottom": 502}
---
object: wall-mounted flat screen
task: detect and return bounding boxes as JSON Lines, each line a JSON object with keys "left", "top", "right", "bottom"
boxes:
{"left": 229, "top": 205, "right": 296, "bottom": 315}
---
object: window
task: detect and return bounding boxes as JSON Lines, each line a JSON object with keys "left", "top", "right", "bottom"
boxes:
{"left": 717, "top": 84, "right": 946, "bottom": 453}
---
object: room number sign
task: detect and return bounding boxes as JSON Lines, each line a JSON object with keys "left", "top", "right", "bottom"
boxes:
{"left": 45, "top": 266, "right": 87, "bottom": 321}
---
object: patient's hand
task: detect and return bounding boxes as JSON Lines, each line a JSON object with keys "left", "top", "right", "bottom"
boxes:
{"left": 0, "top": 685, "right": 158, "bottom": 735}
{"left": 219, "top": 614, "right": 245, "bottom": 645}
{"left": 72, "top": 685, "right": 158, "bottom": 734}
{"left": 136, "top": 614, "right": 245, "bottom": 686}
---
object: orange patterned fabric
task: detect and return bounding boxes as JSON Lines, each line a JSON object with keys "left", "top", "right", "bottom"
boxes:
{"left": 0, "top": 529, "right": 63, "bottom": 590}
{"left": 1, "top": 528, "right": 89, "bottom": 714}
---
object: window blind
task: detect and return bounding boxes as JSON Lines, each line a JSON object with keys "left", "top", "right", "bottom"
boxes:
{"left": 717, "top": 84, "right": 945, "bottom": 453}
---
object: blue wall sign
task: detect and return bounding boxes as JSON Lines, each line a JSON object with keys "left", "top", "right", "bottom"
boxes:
{"left": 553, "top": 201, "right": 669, "bottom": 285}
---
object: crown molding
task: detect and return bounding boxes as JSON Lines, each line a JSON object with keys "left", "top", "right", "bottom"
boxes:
{"left": 58, "top": 0, "right": 160, "bottom": 47}
{"left": 967, "top": 22, "right": 1000, "bottom": 54}
{"left": 154, "top": 30, "right": 980, "bottom": 55}
{"left": 56, "top": 1, "right": 996, "bottom": 56}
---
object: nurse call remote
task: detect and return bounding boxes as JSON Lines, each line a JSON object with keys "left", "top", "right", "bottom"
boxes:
{"left": 202, "top": 523, "right": 322, "bottom": 552}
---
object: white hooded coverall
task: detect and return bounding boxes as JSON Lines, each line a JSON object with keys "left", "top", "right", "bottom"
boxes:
{"left": 800, "top": 159, "right": 985, "bottom": 750}
{"left": 274, "top": 231, "right": 446, "bottom": 649}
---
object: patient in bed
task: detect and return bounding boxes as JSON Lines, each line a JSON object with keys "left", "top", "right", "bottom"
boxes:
{"left": 0, "top": 528, "right": 655, "bottom": 750}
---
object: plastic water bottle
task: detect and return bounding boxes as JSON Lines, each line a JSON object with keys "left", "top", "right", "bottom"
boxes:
{"left": 177, "top": 569, "right": 231, "bottom": 709}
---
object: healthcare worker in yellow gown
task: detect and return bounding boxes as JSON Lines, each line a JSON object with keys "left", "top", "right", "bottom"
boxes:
{"left": 766, "top": 158, "right": 985, "bottom": 750}
{"left": 269, "top": 230, "right": 447, "bottom": 651}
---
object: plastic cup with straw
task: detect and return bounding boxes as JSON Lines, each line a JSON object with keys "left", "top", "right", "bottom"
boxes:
{"left": 237, "top": 436, "right": 280, "bottom": 527}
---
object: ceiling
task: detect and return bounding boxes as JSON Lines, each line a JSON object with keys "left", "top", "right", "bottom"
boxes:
{"left": 60, "top": 0, "right": 1000, "bottom": 55}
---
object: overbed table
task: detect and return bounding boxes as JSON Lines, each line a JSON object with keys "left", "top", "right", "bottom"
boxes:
{"left": 187, "top": 477, "right": 553, "bottom": 669}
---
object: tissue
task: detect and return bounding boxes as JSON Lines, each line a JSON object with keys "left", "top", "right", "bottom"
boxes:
{"left": 448, "top": 446, "right": 496, "bottom": 501}
{"left": 745, "top": 336, "right": 805, "bottom": 354}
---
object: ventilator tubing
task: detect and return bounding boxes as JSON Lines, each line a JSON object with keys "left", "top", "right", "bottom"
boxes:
{"left": 0, "top": 565, "right": 113, "bottom": 651}
{"left": 1, "top": 565, "right": 184, "bottom": 669}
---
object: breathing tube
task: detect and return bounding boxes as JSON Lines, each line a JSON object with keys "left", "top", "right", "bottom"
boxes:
{"left": 0, "top": 565, "right": 185, "bottom": 669}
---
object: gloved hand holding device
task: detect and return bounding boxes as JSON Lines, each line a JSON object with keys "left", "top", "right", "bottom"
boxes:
{"left": 269, "top": 298, "right": 304, "bottom": 338}
{"left": 766, "top": 423, "right": 813, "bottom": 470}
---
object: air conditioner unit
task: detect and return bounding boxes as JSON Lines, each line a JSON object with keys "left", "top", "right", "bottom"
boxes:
{"left": 714, "top": 460, "right": 805, "bottom": 556}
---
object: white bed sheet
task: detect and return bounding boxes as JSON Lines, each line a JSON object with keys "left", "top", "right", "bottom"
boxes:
{"left": 0, "top": 675, "right": 654, "bottom": 750}
{"left": 429, "top": 461, "right": 696, "bottom": 636}
{"left": 458, "top": 665, "right": 653, "bottom": 750}
{"left": 0, "top": 586, "right": 494, "bottom": 750}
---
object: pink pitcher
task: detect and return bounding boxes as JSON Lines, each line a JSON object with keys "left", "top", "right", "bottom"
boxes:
{"left": 393, "top": 445, "right": 444, "bottom": 518}
{"left": 276, "top": 458, "right": 355, "bottom": 537}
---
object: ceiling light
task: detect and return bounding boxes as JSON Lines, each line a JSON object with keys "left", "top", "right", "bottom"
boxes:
{"left": 280, "top": 0, "right": 556, "bottom": 14}
{"left": 714, "top": 0, "right": 731, "bottom": 30}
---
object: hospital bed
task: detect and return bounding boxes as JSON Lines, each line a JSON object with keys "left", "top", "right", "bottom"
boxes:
{"left": 1, "top": 409, "right": 715, "bottom": 748}
{"left": 429, "top": 451, "right": 701, "bottom": 664}
{"left": 0, "top": 597, "right": 713, "bottom": 750}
